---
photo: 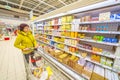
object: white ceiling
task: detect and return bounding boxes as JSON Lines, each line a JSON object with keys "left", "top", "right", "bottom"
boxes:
{"left": 0, "top": 0, "right": 79, "bottom": 16}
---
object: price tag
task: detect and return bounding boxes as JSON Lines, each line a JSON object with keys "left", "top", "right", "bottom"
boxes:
{"left": 76, "top": 38, "right": 80, "bottom": 41}
{"left": 64, "top": 30, "right": 67, "bottom": 32}
{"left": 92, "top": 51, "right": 96, "bottom": 54}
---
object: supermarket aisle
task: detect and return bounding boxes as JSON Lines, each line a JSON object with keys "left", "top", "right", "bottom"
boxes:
{"left": 0, "top": 37, "right": 26, "bottom": 80}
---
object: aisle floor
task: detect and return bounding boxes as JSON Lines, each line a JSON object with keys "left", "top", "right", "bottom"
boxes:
{"left": 0, "top": 37, "right": 26, "bottom": 80}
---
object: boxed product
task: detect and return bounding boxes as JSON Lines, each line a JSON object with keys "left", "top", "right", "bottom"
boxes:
{"left": 65, "top": 24, "right": 71, "bottom": 30}
{"left": 110, "top": 13, "right": 120, "bottom": 20}
{"left": 44, "top": 46, "right": 50, "bottom": 53}
{"left": 85, "top": 16, "right": 91, "bottom": 21}
{"left": 91, "top": 54, "right": 101, "bottom": 63}
{"left": 67, "top": 15, "right": 74, "bottom": 23}
{"left": 105, "top": 58, "right": 113, "bottom": 67}
{"left": 99, "top": 12, "right": 111, "bottom": 21}
{"left": 71, "top": 24, "right": 75, "bottom": 31}
{"left": 111, "top": 72, "right": 119, "bottom": 80}
{"left": 113, "top": 58, "right": 120, "bottom": 71}
{"left": 58, "top": 18, "right": 62, "bottom": 25}
{"left": 82, "top": 62, "right": 94, "bottom": 79}
{"left": 49, "top": 48, "right": 55, "bottom": 56}
{"left": 105, "top": 69, "right": 112, "bottom": 80}
{"left": 74, "top": 58, "right": 86, "bottom": 74}
{"left": 58, "top": 53, "right": 68, "bottom": 62}
{"left": 90, "top": 65, "right": 105, "bottom": 80}
{"left": 68, "top": 56, "right": 79, "bottom": 68}
{"left": 71, "top": 32, "right": 75, "bottom": 38}
{"left": 100, "top": 56, "right": 107, "bottom": 65}
{"left": 61, "top": 25, "right": 66, "bottom": 30}
{"left": 54, "top": 50, "right": 63, "bottom": 58}
{"left": 62, "top": 16, "right": 67, "bottom": 23}
{"left": 63, "top": 55, "right": 71, "bottom": 65}
{"left": 72, "top": 19, "right": 80, "bottom": 24}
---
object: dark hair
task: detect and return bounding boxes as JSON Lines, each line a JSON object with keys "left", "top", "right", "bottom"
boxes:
{"left": 19, "top": 23, "right": 29, "bottom": 31}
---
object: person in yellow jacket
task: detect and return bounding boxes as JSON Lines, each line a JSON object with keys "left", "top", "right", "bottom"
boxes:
{"left": 14, "top": 23, "right": 38, "bottom": 67}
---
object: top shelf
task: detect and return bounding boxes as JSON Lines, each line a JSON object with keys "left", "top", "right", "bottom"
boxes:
{"left": 40, "top": 20, "right": 120, "bottom": 27}
{"left": 78, "top": 20, "right": 120, "bottom": 24}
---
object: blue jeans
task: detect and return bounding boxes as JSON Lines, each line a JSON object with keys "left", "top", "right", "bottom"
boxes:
{"left": 24, "top": 52, "right": 37, "bottom": 66}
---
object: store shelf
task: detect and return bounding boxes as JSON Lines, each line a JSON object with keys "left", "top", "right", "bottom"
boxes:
{"left": 37, "top": 48, "right": 87, "bottom": 80}
{"left": 38, "top": 36, "right": 116, "bottom": 59}
{"left": 79, "top": 38, "right": 120, "bottom": 46}
{"left": 38, "top": 30, "right": 120, "bottom": 35}
{"left": 78, "top": 20, "right": 120, "bottom": 24}
{"left": 77, "top": 30, "right": 120, "bottom": 35}
{"left": 44, "top": 23, "right": 72, "bottom": 26}
{"left": 38, "top": 33, "right": 120, "bottom": 46}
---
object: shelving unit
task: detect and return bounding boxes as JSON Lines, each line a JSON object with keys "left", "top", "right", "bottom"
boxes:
{"left": 33, "top": 1, "right": 120, "bottom": 80}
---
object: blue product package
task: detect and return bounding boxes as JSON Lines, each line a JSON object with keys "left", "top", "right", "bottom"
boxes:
{"left": 106, "top": 38, "right": 111, "bottom": 42}
{"left": 110, "top": 14, "right": 116, "bottom": 20}
{"left": 116, "top": 13, "right": 120, "bottom": 20}
{"left": 111, "top": 38, "right": 118, "bottom": 43}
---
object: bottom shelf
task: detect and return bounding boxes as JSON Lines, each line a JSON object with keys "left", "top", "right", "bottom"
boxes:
{"left": 38, "top": 47, "right": 87, "bottom": 80}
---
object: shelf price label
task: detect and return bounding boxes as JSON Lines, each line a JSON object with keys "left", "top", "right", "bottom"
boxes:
{"left": 64, "top": 30, "right": 67, "bottom": 32}
{"left": 91, "top": 51, "right": 96, "bottom": 54}
{"left": 76, "top": 38, "right": 80, "bottom": 41}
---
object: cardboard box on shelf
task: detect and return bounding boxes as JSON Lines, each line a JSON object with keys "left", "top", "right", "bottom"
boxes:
{"left": 90, "top": 72, "right": 105, "bottom": 80}
{"left": 49, "top": 48, "right": 55, "bottom": 56}
{"left": 90, "top": 65, "right": 106, "bottom": 80}
{"left": 54, "top": 50, "right": 63, "bottom": 58}
{"left": 58, "top": 53, "right": 68, "bottom": 62}
{"left": 63, "top": 55, "right": 71, "bottom": 65}
{"left": 105, "top": 69, "right": 112, "bottom": 80}
{"left": 74, "top": 63, "right": 84, "bottom": 74}
{"left": 82, "top": 62, "right": 94, "bottom": 79}
{"left": 74, "top": 58, "right": 86, "bottom": 74}
{"left": 68, "top": 56, "right": 79, "bottom": 69}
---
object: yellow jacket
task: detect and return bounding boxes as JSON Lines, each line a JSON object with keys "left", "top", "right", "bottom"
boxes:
{"left": 14, "top": 31, "right": 37, "bottom": 54}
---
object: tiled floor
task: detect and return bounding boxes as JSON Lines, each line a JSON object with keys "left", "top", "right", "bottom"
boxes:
{"left": 0, "top": 37, "right": 26, "bottom": 80}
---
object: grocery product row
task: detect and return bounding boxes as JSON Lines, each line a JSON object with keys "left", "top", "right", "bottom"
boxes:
{"left": 35, "top": 12, "right": 120, "bottom": 27}
{"left": 36, "top": 31, "right": 119, "bottom": 46}
{"left": 37, "top": 42, "right": 120, "bottom": 80}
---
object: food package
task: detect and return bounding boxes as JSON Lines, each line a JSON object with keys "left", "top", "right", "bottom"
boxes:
{"left": 100, "top": 56, "right": 107, "bottom": 65}
{"left": 58, "top": 53, "right": 68, "bottom": 62}
{"left": 99, "top": 12, "right": 111, "bottom": 21}
{"left": 90, "top": 65, "right": 108, "bottom": 80}
{"left": 82, "top": 62, "right": 94, "bottom": 79}
{"left": 67, "top": 15, "right": 74, "bottom": 23}
{"left": 62, "top": 16, "right": 67, "bottom": 23}
{"left": 105, "top": 58, "right": 113, "bottom": 67}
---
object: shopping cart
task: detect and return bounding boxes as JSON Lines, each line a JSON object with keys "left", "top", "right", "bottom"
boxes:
{"left": 23, "top": 48, "right": 42, "bottom": 80}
